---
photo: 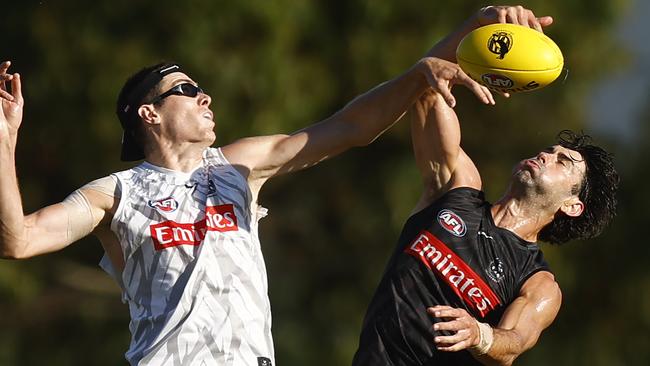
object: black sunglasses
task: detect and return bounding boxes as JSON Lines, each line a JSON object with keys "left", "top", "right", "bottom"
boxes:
{"left": 150, "top": 83, "right": 204, "bottom": 104}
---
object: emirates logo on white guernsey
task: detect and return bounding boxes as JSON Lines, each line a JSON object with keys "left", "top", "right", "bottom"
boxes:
{"left": 150, "top": 204, "right": 238, "bottom": 250}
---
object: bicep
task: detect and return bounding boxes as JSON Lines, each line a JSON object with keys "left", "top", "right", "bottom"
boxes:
{"left": 21, "top": 178, "right": 116, "bottom": 258}
{"left": 223, "top": 119, "right": 358, "bottom": 182}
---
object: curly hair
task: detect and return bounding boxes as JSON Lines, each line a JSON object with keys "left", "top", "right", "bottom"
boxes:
{"left": 538, "top": 130, "right": 620, "bottom": 244}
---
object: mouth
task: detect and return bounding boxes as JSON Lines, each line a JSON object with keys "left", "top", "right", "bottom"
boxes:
{"left": 524, "top": 159, "right": 540, "bottom": 170}
{"left": 203, "top": 110, "right": 214, "bottom": 121}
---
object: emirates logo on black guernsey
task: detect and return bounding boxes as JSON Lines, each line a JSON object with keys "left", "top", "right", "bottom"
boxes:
{"left": 405, "top": 230, "right": 501, "bottom": 317}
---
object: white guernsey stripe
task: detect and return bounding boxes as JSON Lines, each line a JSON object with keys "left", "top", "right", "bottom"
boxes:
{"left": 103, "top": 147, "right": 273, "bottom": 366}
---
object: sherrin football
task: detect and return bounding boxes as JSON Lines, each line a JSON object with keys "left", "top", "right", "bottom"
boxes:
{"left": 456, "top": 23, "right": 563, "bottom": 93}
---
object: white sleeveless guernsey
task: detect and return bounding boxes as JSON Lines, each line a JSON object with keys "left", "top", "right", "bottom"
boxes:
{"left": 102, "top": 147, "right": 274, "bottom": 366}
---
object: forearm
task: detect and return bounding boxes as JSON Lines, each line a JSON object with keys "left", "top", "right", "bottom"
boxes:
{"left": 0, "top": 139, "right": 27, "bottom": 258}
{"left": 411, "top": 91, "right": 461, "bottom": 169}
{"left": 471, "top": 325, "right": 530, "bottom": 366}
{"left": 470, "top": 274, "right": 559, "bottom": 366}
{"left": 330, "top": 63, "right": 430, "bottom": 147}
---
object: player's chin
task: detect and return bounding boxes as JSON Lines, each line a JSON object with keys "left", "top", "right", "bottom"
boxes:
{"left": 206, "top": 133, "right": 217, "bottom": 145}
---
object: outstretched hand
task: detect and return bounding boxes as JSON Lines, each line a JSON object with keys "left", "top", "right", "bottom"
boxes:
{"left": 477, "top": 5, "right": 554, "bottom": 33}
{"left": 417, "top": 57, "right": 494, "bottom": 108}
{"left": 0, "top": 61, "right": 24, "bottom": 141}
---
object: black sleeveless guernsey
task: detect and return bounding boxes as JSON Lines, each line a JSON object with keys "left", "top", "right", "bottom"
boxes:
{"left": 352, "top": 188, "right": 550, "bottom": 365}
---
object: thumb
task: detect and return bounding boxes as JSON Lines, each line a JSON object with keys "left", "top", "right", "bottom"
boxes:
{"left": 12, "top": 73, "right": 23, "bottom": 105}
{"left": 437, "top": 86, "right": 456, "bottom": 108}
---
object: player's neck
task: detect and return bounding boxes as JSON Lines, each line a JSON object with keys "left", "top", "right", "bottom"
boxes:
{"left": 491, "top": 193, "right": 556, "bottom": 242}
{"left": 144, "top": 144, "right": 205, "bottom": 173}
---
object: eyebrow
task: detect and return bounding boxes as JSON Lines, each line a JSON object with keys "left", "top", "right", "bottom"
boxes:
{"left": 169, "top": 78, "right": 196, "bottom": 88}
{"left": 544, "top": 146, "right": 584, "bottom": 165}
{"left": 558, "top": 152, "right": 576, "bottom": 165}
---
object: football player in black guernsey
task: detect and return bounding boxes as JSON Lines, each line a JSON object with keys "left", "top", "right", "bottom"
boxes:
{"left": 352, "top": 10, "right": 619, "bottom": 366}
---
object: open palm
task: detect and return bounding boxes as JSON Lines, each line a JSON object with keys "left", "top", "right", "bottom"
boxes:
{"left": 0, "top": 61, "right": 24, "bottom": 140}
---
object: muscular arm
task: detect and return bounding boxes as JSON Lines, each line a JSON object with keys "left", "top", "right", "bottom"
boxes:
{"left": 0, "top": 62, "right": 114, "bottom": 259}
{"left": 1, "top": 177, "right": 115, "bottom": 260}
{"left": 222, "top": 58, "right": 491, "bottom": 198}
{"left": 429, "top": 271, "right": 562, "bottom": 366}
{"left": 408, "top": 5, "right": 554, "bottom": 213}
{"left": 476, "top": 271, "right": 561, "bottom": 365}
{"left": 220, "top": 8, "right": 553, "bottom": 196}
{"left": 409, "top": 90, "right": 481, "bottom": 214}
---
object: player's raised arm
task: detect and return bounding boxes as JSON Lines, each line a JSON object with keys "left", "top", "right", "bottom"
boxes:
{"left": 222, "top": 57, "right": 493, "bottom": 196}
{"left": 409, "top": 90, "right": 482, "bottom": 214}
{"left": 0, "top": 60, "right": 29, "bottom": 257}
{"left": 0, "top": 61, "right": 112, "bottom": 259}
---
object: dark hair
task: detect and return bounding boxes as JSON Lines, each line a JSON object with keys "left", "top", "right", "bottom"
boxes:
{"left": 116, "top": 62, "right": 174, "bottom": 126}
{"left": 115, "top": 62, "right": 180, "bottom": 161}
{"left": 538, "top": 130, "right": 620, "bottom": 244}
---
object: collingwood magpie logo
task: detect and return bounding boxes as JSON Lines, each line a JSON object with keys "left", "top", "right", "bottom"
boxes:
{"left": 487, "top": 31, "right": 513, "bottom": 59}
{"left": 486, "top": 258, "right": 505, "bottom": 282}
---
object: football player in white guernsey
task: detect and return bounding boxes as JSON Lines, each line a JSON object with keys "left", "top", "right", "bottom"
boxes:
{"left": 0, "top": 6, "right": 557, "bottom": 366}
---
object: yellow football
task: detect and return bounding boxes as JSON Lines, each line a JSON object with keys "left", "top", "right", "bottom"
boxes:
{"left": 456, "top": 23, "right": 563, "bottom": 94}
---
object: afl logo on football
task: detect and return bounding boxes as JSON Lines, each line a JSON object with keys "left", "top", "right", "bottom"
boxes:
{"left": 437, "top": 209, "right": 467, "bottom": 237}
{"left": 481, "top": 74, "right": 514, "bottom": 88}
{"left": 487, "top": 31, "right": 513, "bottom": 59}
{"left": 148, "top": 197, "right": 179, "bottom": 213}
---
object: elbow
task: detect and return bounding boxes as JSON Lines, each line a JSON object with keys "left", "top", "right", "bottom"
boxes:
{"left": 0, "top": 250, "right": 21, "bottom": 260}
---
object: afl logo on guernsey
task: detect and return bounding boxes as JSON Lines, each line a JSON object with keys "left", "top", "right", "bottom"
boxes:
{"left": 437, "top": 209, "right": 467, "bottom": 237}
{"left": 149, "top": 197, "right": 179, "bottom": 213}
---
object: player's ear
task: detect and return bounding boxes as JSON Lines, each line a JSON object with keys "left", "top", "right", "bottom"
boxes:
{"left": 559, "top": 197, "right": 584, "bottom": 217}
{"left": 138, "top": 104, "right": 160, "bottom": 125}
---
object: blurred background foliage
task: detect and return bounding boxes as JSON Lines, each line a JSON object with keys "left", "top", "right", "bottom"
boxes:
{"left": 0, "top": 0, "right": 647, "bottom": 365}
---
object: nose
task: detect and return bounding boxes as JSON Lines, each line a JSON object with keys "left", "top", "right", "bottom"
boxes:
{"left": 198, "top": 92, "right": 211, "bottom": 107}
{"left": 536, "top": 151, "right": 550, "bottom": 164}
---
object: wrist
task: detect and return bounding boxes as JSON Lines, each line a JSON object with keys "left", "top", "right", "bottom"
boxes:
{"left": 1, "top": 134, "right": 17, "bottom": 150}
{"left": 470, "top": 321, "right": 494, "bottom": 355}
